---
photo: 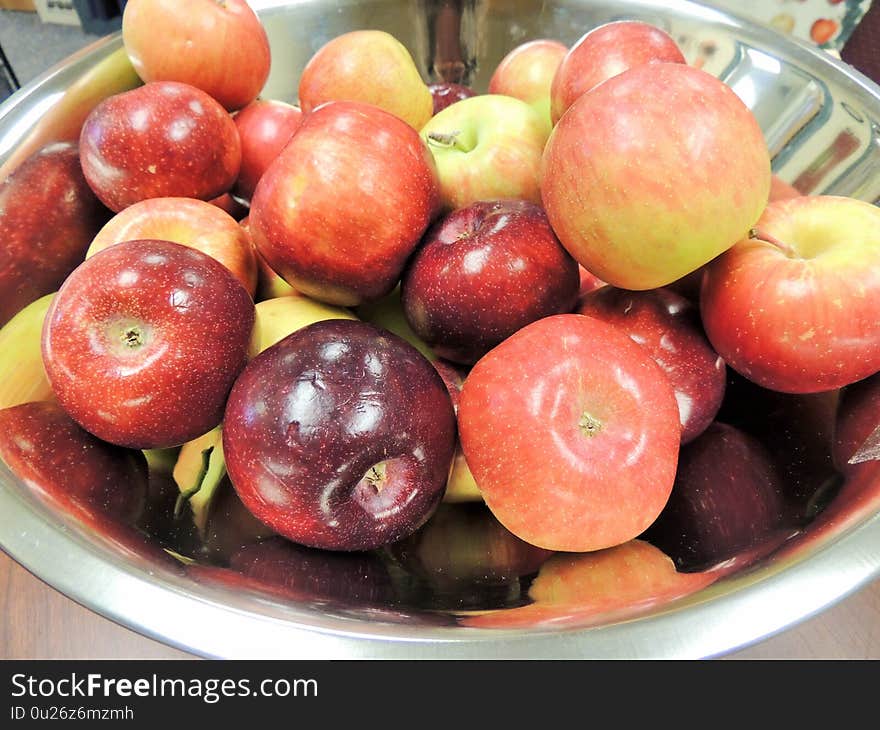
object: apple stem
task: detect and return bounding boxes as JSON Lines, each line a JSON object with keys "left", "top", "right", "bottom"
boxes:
{"left": 426, "top": 130, "right": 466, "bottom": 152}
{"left": 749, "top": 227, "right": 797, "bottom": 257}
{"left": 364, "top": 462, "right": 387, "bottom": 493}
{"left": 122, "top": 327, "right": 143, "bottom": 348}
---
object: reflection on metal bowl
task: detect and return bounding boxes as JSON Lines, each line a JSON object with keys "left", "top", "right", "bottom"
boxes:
{"left": 0, "top": 0, "right": 879, "bottom": 659}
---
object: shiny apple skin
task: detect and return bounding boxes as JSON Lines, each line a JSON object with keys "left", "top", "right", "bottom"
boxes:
{"left": 428, "top": 82, "right": 477, "bottom": 114}
{"left": 401, "top": 200, "right": 580, "bottom": 365}
{"left": 41, "top": 239, "right": 255, "bottom": 450}
{"left": 0, "top": 142, "right": 110, "bottom": 327}
{"left": 459, "top": 313, "right": 681, "bottom": 552}
{"left": 0, "top": 401, "right": 147, "bottom": 524}
{"left": 550, "top": 21, "right": 686, "bottom": 124}
{"left": 79, "top": 81, "right": 241, "bottom": 212}
{"left": 222, "top": 319, "right": 457, "bottom": 552}
{"left": 577, "top": 287, "right": 726, "bottom": 444}
{"left": 232, "top": 99, "right": 304, "bottom": 202}
{"left": 641, "top": 422, "right": 791, "bottom": 572}
{"left": 249, "top": 101, "right": 440, "bottom": 307}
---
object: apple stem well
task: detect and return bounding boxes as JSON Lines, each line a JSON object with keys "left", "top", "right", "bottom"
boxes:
{"left": 578, "top": 411, "right": 603, "bottom": 437}
{"left": 748, "top": 227, "right": 798, "bottom": 258}
{"left": 426, "top": 130, "right": 474, "bottom": 153}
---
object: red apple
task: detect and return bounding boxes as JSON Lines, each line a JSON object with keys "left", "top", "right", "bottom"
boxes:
{"left": 428, "top": 82, "right": 477, "bottom": 114}
{"left": 770, "top": 174, "right": 803, "bottom": 202}
{"left": 488, "top": 38, "right": 567, "bottom": 130}
{"left": 542, "top": 62, "right": 771, "bottom": 291}
{"left": 577, "top": 265, "right": 606, "bottom": 299}
{"left": 121, "top": 0, "right": 271, "bottom": 111}
{"left": 576, "top": 286, "right": 726, "bottom": 444}
{"left": 834, "top": 372, "right": 880, "bottom": 473}
{"left": 42, "top": 239, "right": 255, "bottom": 449}
{"left": 86, "top": 196, "right": 258, "bottom": 296}
{"left": 401, "top": 199, "right": 580, "bottom": 365}
{"left": 459, "top": 313, "right": 681, "bottom": 552}
{"left": 421, "top": 94, "right": 549, "bottom": 212}
{"left": 298, "top": 30, "right": 433, "bottom": 130}
{"left": 79, "top": 81, "right": 241, "bottom": 212}
{"left": 550, "top": 21, "right": 686, "bottom": 125}
{"left": 700, "top": 195, "right": 880, "bottom": 394}
{"left": 248, "top": 100, "right": 440, "bottom": 307}
{"left": 222, "top": 319, "right": 457, "bottom": 551}
{"left": 232, "top": 98, "right": 304, "bottom": 202}
{"left": 208, "top": 192, "right": 249, "bottom": 221}
{"left": 0, "top": 400, "right": 147, "bottom": 525}
{"left": 239, "top": 216, "right": 296, "bottom": 300}
{"left": 0, "top": 142, "right": 110, "bottom": 327}
{"left": 641, "top": 422, "right": 793, "bottom": 571}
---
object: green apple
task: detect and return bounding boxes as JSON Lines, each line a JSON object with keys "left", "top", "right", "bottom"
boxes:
{"left": 421, "top": 94, "right": 549, "bottom": 212}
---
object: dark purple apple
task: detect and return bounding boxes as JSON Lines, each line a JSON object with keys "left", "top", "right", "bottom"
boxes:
{"left": 641, "top": 422, "right": 794, "bottom": 572}
{"left": 222, "top": 318, "right": 457, "bottom": 551}
{"left": 79, "top": 81, "right": 241, "bottom": 212}
{"left": 0, "top": 400, "right": 147, "bottom": 524}
{"left": 0, "top": 142, "right": 111, "bottom": 327}
{"left": 833, "top": 371, "right": 880, "bottom": 474}
{"left": 401, "top": 199, "right": 580, "bottom": 365}
{"left": 41, "top": 239, "right": 255, "bottom": 450}
{"left": 576, "top": 286, "right": 726, "bottom": 444}
{"left": 428, "top": 82, "right": 477, "bottom": 114}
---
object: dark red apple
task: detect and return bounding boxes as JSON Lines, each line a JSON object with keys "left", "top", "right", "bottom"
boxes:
{"left": 576, "top": 287, "right": 726, "bottom": 444}
{"left": 641, "top": 422, "right": 793, "bottom": 572}
{"left": 459, "top": 313, "right": 681, "bottom": 552}
{"left": 0, "top": 142, "right": 110, "bottom": 327}
{"left": 79, "top": 81, "right": 241, "bottom": 212}
{"left": 41, "top": 239, "right": 255, "bottom": 450}
{"left": 428, "top": 82, "right": 477, "bottom": 114}
{"left": 401, "top": 200, "right": 580, "bottom": 365}
{"left": 248, "top": 100, "right": 440, "bottom": 307}
{"left": 833, "top": 372, "right": 880, "bottom": 474}
{"left": 0, "top": 400, "right": 147, "bottom": 524}
{"left": 222, "top": 319, "right": 457, "bottom": 551}
{"left": 232, "top": 98, "right": 304, "bottom": 202}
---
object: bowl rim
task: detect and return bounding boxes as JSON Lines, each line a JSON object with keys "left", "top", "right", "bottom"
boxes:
{"left": 2, "top": 0, "right": 880, "bottom": 659}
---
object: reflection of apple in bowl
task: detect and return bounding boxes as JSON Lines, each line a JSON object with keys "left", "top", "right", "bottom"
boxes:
{"left": 0, "top": 0, "right": 879, "bottom": 662}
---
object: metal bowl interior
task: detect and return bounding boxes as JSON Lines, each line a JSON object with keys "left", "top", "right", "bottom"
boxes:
{"left": 1, "top": 0, "right": 879, "bottom": 659}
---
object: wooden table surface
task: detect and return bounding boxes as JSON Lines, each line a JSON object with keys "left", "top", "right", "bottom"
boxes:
{"left": 1, "top": 547, "right": 878, "bottom": 659}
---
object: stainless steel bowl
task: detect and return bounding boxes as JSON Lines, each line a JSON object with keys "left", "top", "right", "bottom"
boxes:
{"left": 1, "top": 0, "right": 879, "bottom": 659}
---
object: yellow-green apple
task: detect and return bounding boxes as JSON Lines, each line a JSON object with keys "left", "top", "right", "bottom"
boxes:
{"left": 0, "top": 142, "right": 110, "bottom": 327}
{"left": 0, "top": 294, "right": 55, "bottom": 410}
{"left": 459, "top": 313, "right": 680, "bottom": 552}
{"left": 550, "top": 20, "right": 685, "bottom": 125}
{"left": 41, "top": 240, "right": 255, "bottom": 449}
{"left": 577, "top": 287, "right": 726, "bottom": 444}
{"left": 387, "top": 502, "right": 554, "bottom": 610}
{"left": 700, "top": 195, "right": 880, "bottom": 394}
{"left": 542, "top": 62, "right": 771, "bottom": 291}
{"left": 222, "top": 319, "right": 456, "bottom": 551}
{"left": 298, "top": 30, "right": 433, "bottom": 130}
{"left": 488, "top": 38, "right": 567, "bottom": 131}
{"left": 249, "top": 293, "right": 357, "bottom": 355}
{"left": 0, "top": 400, "right": 147, "bottom": 524}
{"left": 421, "top": 95, "right": 549, "bottom": 212}
{"left": 355, "top": 286, "right": 436, "bottom": 362}
{"left": 461, "top": 540, "right": 718, "bottom": 629}
{"left": 232, "top": 98, "right": 304, "bottom": 202}
{"left": 79, "top": 81, "right": 241, "bottom": 212}
{"left": 401, "top": 199, "right": 579, "bottom": 365}
{"left": 641, "top": 422, "right": 792, "bottom": 571}
{"left": 86, "top": 196, "right": 258, "bottom": 296}
{"left": 428, "top": 82, "right": 477, "bottom": 114}
{"left": 122, "top": 0, "right": 271, "bottom": 111}
{"left": 248, "top": 101, "right": 440, "bottom": 307}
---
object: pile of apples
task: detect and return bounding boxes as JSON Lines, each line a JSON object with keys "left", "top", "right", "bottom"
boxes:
{"left": 2, "top": 0, "right": 880, "bottom": 600}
